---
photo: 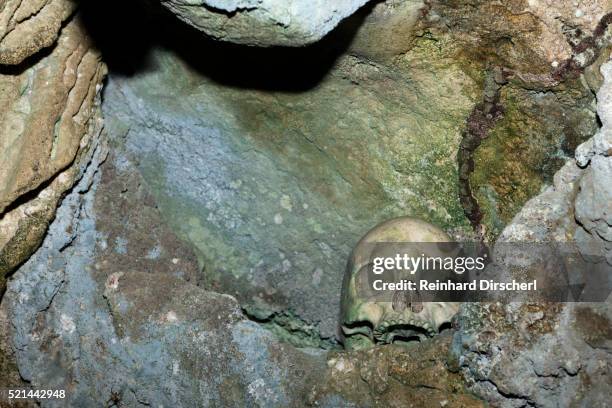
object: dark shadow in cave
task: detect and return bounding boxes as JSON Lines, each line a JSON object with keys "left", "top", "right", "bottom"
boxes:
{"left": 79, "top": 0, "right": 381, "bottom": 93}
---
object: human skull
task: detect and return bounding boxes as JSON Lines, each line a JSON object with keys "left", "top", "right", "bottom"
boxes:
{"left": 340, "top": 217, "right": 460, "bottom": 349}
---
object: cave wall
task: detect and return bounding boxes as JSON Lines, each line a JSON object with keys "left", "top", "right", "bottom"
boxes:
{"left": 0, "top": 0, "right": 610, "bottom": 407}
{"left": 101, "top": 0, "right": 605, "bottom": 341}
{"left": 0, "top": 1, "right": 106, "bottom": 393}
{"left": 0, "top": 4, "right": 106, "bottom": 295}
{"left": 101, "top": 15, "right": 481, "bottom": 340}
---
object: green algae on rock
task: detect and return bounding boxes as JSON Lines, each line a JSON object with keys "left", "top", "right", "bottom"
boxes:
{"left": 471, "top": 81, "right": 598, "bottom": 239}
{"left": 102, "top": 21, "right": 480, "bottom": 340}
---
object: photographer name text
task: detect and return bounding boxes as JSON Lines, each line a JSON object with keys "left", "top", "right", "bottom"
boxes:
{"left": 372, "top": 279, "right": 537, "bottom": 292}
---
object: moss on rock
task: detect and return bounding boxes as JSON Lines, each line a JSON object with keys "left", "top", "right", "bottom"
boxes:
{"left": 471, "top": 81, "right": 597, "bottom": 238}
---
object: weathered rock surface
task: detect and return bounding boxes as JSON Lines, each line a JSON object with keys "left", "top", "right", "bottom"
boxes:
{"left": 453, "top": 301, "right": 611, "bottom": 408}
{"left": 0, "top": 9, "right": 105, "bottom": 392}
{"left": 429, "top": 0, "right": 612, "bottom": 77}
{"left": 0, "top": 13, "right": 106, "bottom": 291}
{"left": 3, "top": 149, "right": 330, "bottom": 406}
{"left": 425, "top": 0, "right": 609, "bottom": 240}
{"left": 153, "top": 0, "right": 370, "bottom": 47}
{"left": 497, "top": 60, "right": 612, "bottom": 255}
{"left": 0, "top": 0, "right": 78, "bottom": 65}
{"left": 575, "top": 62, "right": 612, "bottom": 261}
{"left": 451, "top": 60, "right": 612, "bottom": 408}
{"left": 0, "top": 302, "right": 32, "bottom": 407}
{"left": 0, "top": 17, "right": 103, "bottom": 214}
{"left": 100, "top": 0, "right": 606, "bottom": 341}
{"left": 471, "top": 80, "right": 598, "bottom": 238}
{"left": 2, "top": 149, "right": 486, "bottom": 408}
{"left": 1, "top": 1, "right": 610, "bottom": 406}
{"left": 311, "top": 333, "right": 484, "bottom": 407}
{"left": 102, "top": 19, "right": 481, "bottom": 340}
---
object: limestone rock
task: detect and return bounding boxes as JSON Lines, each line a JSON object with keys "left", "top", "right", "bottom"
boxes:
{"left": 0, "top": 301, "right": 31, "bottom": 403}
{"left": 453, "top": 302, "right": 611, "bottom": 408}
{"left": 2, "top": 2, "right": 610, "bottom": 406}
{"left": 502, "top": 0, "right": 610, "bottom": 69}
{"left": 497, "top": 60, "right": 612, "bottom": 258}
{"left": 452, "top": 60, "right": 612, "bottom": 408}
{"left": 424, "top": 0, "right": 606, "bottom": 240}
{"left": 100, "top": 0, "right": 606, "bottom": 339}
{"left": 0, "top": 16, "right": 106, "bottom": 293}
{"left": 102, "top": 30, "right": 480, "bottom": 340}
{"left": 470, "top": 82, "right": 598, "bottom": 239}
{"left": 0, "top": 18, "right": 105, "bottom": 214}
{"left": 429, "top": 0, "right": 612, "bottom": 76}
{"left": 575, "top": 61, "right": 612, "bottom": 259}
{"left": 155, "top": 0, "right": 371, "bottom": 46}
{"left": 3, "top": 151, "right": 329, "bottom": 407}
{"left": 0, "top": 0, "right": 78, "bottom": 65}
{"left": 342, "top": 0, "right": 426, "bottom": 63}
{"left": 311, "top": 334, "right": 484, "bottom": 407}
{"left": 2, "top": 149, "right": 484, "bottom": 407}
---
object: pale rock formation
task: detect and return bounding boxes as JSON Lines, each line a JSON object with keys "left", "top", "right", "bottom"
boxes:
{"left": 0, "top": 0, "right": 78, "bottom": 65}
{"left": 155, "top": 0, "right": 371, "bottom": 46}
{"left": 0, "top": 13, "right": 106, "bottom": 292}
{"left": 453, "top": 60, "right": 612, "bottom": 408}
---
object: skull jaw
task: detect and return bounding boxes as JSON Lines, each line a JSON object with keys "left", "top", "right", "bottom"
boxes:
{"left": 342, "top": 320, "right": 433, "bottom": 350}
{"left": 340, "top": 217, "right": 461, "bottom": 350}
{"left": 341, "top": 301, "right": 460, "bottom": 349}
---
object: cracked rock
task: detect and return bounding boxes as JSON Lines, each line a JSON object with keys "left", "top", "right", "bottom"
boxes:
{"left": 451, "top": 60, "right": 612, "bottom": 408}
{"left": 0, "top": 0, "right": 78, "bottom": 65}
{"left": 0, "top": 13, "right": 106, "bottom": 294}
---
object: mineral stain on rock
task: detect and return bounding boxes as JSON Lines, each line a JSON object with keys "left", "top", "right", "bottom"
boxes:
{"left": 574, "top": 306, "right": 612, "bottom": 350}
{"left": 458, "top": 67, "right": 507, "bottom": 236}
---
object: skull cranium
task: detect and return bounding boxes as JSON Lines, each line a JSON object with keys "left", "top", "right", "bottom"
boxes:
{"left": 340, "top": 217, "right": 460, "bottom": 349}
